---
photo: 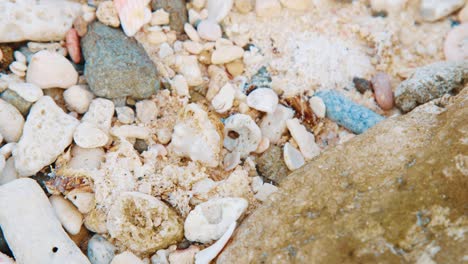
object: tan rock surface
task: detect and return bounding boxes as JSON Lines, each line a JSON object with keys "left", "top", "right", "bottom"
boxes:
{"left": 218, "top": 88, "right": 468, "bottom": 263}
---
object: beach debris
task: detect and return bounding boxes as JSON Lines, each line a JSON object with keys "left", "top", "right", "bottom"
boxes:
{"left": 224, "top": 114, "right": 262, "bottom": 158}
{"left": 49, "top": 195, "right": 83, "bottom": 235}
{"left": 260, "top": 104, "right": 294, "bottom": 144}
{"left": 444, "top": 23, "right": 468, "bottom": 61}
{"left": 283, "top": 142, "right": 305, "bottom": 170}
{"left": 114, "top": 0, "right": 151, "bottom": 37}
{"left": 0, "top": 99, "right": 24, "bottom": 143}
{"left": 247, "top": 88, "right": 279, "bottom": 113}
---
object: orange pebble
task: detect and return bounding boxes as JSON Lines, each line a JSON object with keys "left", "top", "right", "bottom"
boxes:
{"left": 66, "top": 28, "right": 82, "bottom": 64}
{"left": 371, "top": 72, "right": 394, "bottom": 110}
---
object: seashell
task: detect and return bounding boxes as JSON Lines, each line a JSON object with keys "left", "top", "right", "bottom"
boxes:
{"left": 260, "top": 104, "right": 294, "bottom": 144}
{"left": 183, "top": 40, "right": 204, "bottom": 55}
{"left": 223, "top": 114, "right": 262, "bottom": 158}
{"left": 9, "top": 61, "right": 27, "bottom": 75}
{"left": 0, "top": 143, "right": 17, "bottom": 159}
{"left": 8, "top": 82, "right": 43, "bottom": 102}
{"left": 286, "top": 118, "right": 320, "bottom": 160}
{"left": 184, "top": 23, "right": 201, "bottom": 42}
{"left": 283, "top": 142, "right": 305, "bottom": 170}
{"left": 223, "top": 151, "right": 241, "bottom": 171}
{"left": 97, "top": 1, "right": 121, "bottom": 27}
{"left": 194, "top": 222, "right": 236, "bottom": 264}
{"left": 254, "top": 137, "right": 270, "bottom": 154}
{"left": 65, "top": 28, "right": 82, "bottom": 64}
{"left": 246, "top": 88, "right": 278, "bottom": 113}
{"left": 207, "top": 0, "right": 233, "bottom": 22}
{"left": 68, "top": 145, "right": 105, "bottom": 171}
{"left": 211, "top": 45, "right": 244, "bottom": 64}
{"left": 309, "top": 96, "right": 326, "bottom": 118}
{"left": 212, "top": 82, "right": 235, "bottom": 113}
{"left": 184, "top": 197, "right": 247, "bottom": 243}
{"left": 114, "top": 0, "right": 152, "bottom": 37}
{"left": 444, "top": 23, "right": 468, "bottom": 61}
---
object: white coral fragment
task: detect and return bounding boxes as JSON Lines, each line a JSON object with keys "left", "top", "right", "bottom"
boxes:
{"left": 224, "top": 114, "right": 261, "bottom": 158}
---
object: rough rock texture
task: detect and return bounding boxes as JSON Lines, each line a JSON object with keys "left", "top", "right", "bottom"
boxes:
{"left": 151, "top": 0, "right": 187, "bottom": 33}
{"left": 81, "top": 22, "right": 159, "bottom": 99}
{"left": 395, "top": 60, "right": 468, "bottom": 112}
{"left": 0, "top": 89, "right": 32, "bottom": 116}
{"left": 219, "top": 88, "right": 468, "bottom": 263}
{"left": 0, "top": 0, "right": 81, "bottom": 43}
{"left": 257, "top": 145, "right": 291, "bottom": 183}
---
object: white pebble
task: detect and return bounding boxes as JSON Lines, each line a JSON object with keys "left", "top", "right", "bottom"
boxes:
{"left": 13, "top": 51, "right": 26, "bottom": 64}
{"left": 254, "top": 137, "right": 270, "bottom": 154}
{"left": 283, "top": 142, "right": 305, "bottom": 170}
{"left": 193, "top": 0, "right": 206, "bottom": 9}
{"left": 183, "top": 40, "right": 204, "bottom": 55}
{"left": 172, "top": 75, "right": 190, "bottom": 96}
{"left": 194, "top": 222, "right": 236, "bottom": 264}
{"left": 223, "top": 151, "right": 240, "bottom": 171}
{"left": 110, "top": 125, "right": 151, "bottom": 140}
{"left": 8, "top": 82, "right": 43, "bottom": 103}
{"left": 74, "top": 122, "right": 109, "bottom": 148}
{"left": 82, "top": 98, "right": 115, "bottom": 133}
{"left": 286, "top": 118, "right": 320, "bottom": 160}
{"left": 116, "top": 106, "right": 135, "bottom": 124}
{"left": 0, "top": 155, "right": 4, "bottom": 175}
{"left": 111, "top": 251, "right": 145, "bottom": 264}
{"left": 49, "top": 195, "right": 83, "bottom": 235}
{"left": 0, "top": 99, "right": 24, "bottom": 143}
{"left": 246, "top": 88, "right": 278, "bottom": 113}
{"left": 156, "top": 128, "right": 172, "bottom": 144}
{"left": 211, "top": 45, "right": 244, "bottom": 64}
{"left": 260, "top": 104, "right": 294, "bottom": 144}
{"left": 207, "top": 0, "right": 233, "bottom": 22}
{"left": 148, "top": 31, "right": 167, "bottom": 45}
{"left": 223, "top": 114, "right": 262, "bottom": 158}
{"left": 26, "top": 50, "right": 78, "bottom": 89}
{"left": 96, "top": 1, "right": 120, "bottom": 27}
{"left": 420, "top": 0, "right": 464, "bottom": 21}
{"left": 175, "top": 55, "right": 204, "bottom": 86}
{"left": 254, "top": 183, "right": 278, "bottom": 202}
{"left": 66, "top": 190, "right": 95, "bottom": 214}
{"left": 151, "top": 9, "right": 170, "bottom": 25}
{"left": 68, "top": 145, "right": 105, "bottom": 170}
{"left": 169, "top": 246, "right": 199, "bottom": 264}
{"left": 0, "top": 143, "right": 16, "bottom": 159}
{"left": 184, "top": 23, "right": 201, "bottom": 42}
{"left": 9, "top": 61, "right": 27, "bottom": 77}
{"left": 309, "top": 96, "right": 326, "bottom": 118}
{"left": 256, "top": 0, "right": 282, "bottom": 17}
{"left": 197, "top": 20, "right": 222, "bottom": 41}
{"left": 63, "top": 85, "right": 94, "bottom": 114}
{"left": 136, "top": 100, "right": 158, "bottom": 124}
{"left": 188, "top": 9, "right": 202, "bottom": 24}
{"left": 211, "top": 83, "right": 235, "bottom": 113}
{"left": 158, "top": 42, "right": 174, "bottom": 58}
{"left": 0, "top": 157, "right": 18, "bottom": 185}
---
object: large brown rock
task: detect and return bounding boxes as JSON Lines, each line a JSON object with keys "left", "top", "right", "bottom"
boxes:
{"left": 218, "top": 89, "right": 468, "bottom": 263}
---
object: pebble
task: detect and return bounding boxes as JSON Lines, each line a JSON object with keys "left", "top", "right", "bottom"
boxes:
{"left": 63, "top": 85, "right": 94, "bottom": 114}
{"left": 444, "top": 23, "right": 468, "bottom": 61}
{"left": 371, "top": 72, "right": 394, "bottom": 110}
{"left": 96, "top": 1, "right": 120, "bottom": 28}
{"left": 247, "top": 88, "right": 279, "bottom": 113}
{"left": 13, "top": 51, "right": 26, "bottom": 64}
{"left": 395, "top": 61, "right": 468, "bottom": 112}
{"left": 0, "top": 156, "right": 4, "bottom": 175}
{"left": 0, "top": 99, "right": 24, "bottom": 143}
{"left": 254, "top": 137, "right": 270, "bottom": 154}
{"left": 82, "top": 98, "right": 115, "bottom": 133}
{"left": 111, "top": 125, "right": 151, "bottom": 140}
{"left": 114, "top": 0, "right": 151, "bottom": 37}
{"left": 66, "top": 190, "right": 95, "bottom": 214}
{"left": 226, "top": 59, "right": 245, "bottom": 76}
{"left": 211, "top": 45, "right": 244, "bottom": 64}
{"left": 224, "top": 114, "right": 262, "bottom": 158}
{"left": 87, "top": 234, "right": 116, "bottom": 264}
{"left": 279, "top": 0, "right": 310, "bottom": 10}
{"left": 207, "top": 0, "right": 233, "bottom": 22}
{"left": 73, "top": 16, "right": 89, "bottom": 37}
{"left": 197, "top": 20, "right": 222, "bottom": 41}
{"left": 151, "top": 9, "right": 170, "bottom": 25}
{"left": 235, "top": 0, "right": 254, "bottom": 13}
{"left": 0, "top": 157, "right": 18, "bottom": 185}
{"left": 185, "top": 23, "right": 201, "bottom": 42}
{"left": 159, "top": 42, "right": 174, "bottom": 58}
{"left": 151, "top": 0, "right": 188, "bottom": 33}
{"left": 171, "top": 75, "right": 190, "bottom": 97}
{"left": 68, "top": 145, "right": 105, "bottom": 171}
{"left": 136, "top": 100, "right": 158, "bottom": 124}
{"left": 283, "top": 142, "right": 305, "bottom": 170}
{"left": 184, "top": 40, "right": 204, "bottom": 55}
{"left": 8, "top": 82, "right": 43, "bottom": 103}
{"left": 315, "top": 90, "right": 385, "bottom": 134}
{"left": 353, "top": 77, "right": 372, "bottom": 94}
{"left": 111, "top": 251, "right": 145, "bottom": 264}
{"left": 212, "top": 83, "right": 236, "bottom": 113}
{"left": 0, "top": 89, "right": 32, "bottom": 116}
{"left": 66, "top": 28, "right": 82, "bottom": 64}
{"left": 286, "top": 118, "right": 321, "bottom": 160}
{"left": 107, "top": 192, "right": 184, "bottom": 254}
{"left": 9, "top": 61, "right": 27, "bottom": 77}
{"left": 26, "top": 50, "right": 78, "bottom": 89}
{"left": 309, "top": 96, "right": 326, "bottom": 118}
{"left": 370, "top": 0, "right": 407, "bottom": 14}
{"left": 148, "top": 31, "right": 168, "bottom": 45}
{"left": 169, "top": 246, "right": 199, "bottom": 264}
{"left": 194, "top": 222, "right": 236, "bottom": 264}
{"left": 82, "top": 22, "right": 159, "bottom": 99}
{"left": 74, "top": 122, "right": 109, "bottom": 148}
{"left": 156, "top": 128, "right": 172, "bottom": 144}
{"left": 420, "top": 0, "right": 465, "bottom": 21}
{"left": 260, "top": 104, "right": 295, "bottom": 144}
{"left": 116, "top": 106, "right": 135, "bottom": 124}
{"left": 188, "top": 9, "right": 202, "bottom": 24}
{"left": 459, "top": 5, "right": 468, "bottom": 22}
{"left": 174, "top": 55, "right": 204, "bottom": 86}
{"left": 27, "top": 42, "right": 67, "bottom": 56}
{"left": 184, "top": 197, "right": 247, "bottom": 243}
{"left": 0, "top": 45, "right": 13, "bottom": 72}
{"left": 223, "top": 151, "right": 241, "bottom": 171}
{"left": 249, "top": 66, "right": 272, "bottom": 90}
{"left": 13, "top": 96, "right": 79, "bottom": 176}
{"left": 255, "top": 0, "right": 282, "bottom": 17}
{"left": 49, "top": 195, "right": 83, "bottom": 235}
{"left": 254, "top": 182, "right": 278, "bottom": 202}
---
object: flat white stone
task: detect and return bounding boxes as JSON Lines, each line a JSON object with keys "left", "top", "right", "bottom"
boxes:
{"left": 246, "top": 88, "right": 278, "bottom": 113}
{"left": 8, "top": 82, "right": 43, "bottom": 102}
{"left": 260, "top": 104, "right": 294, "bottom": 144}
{"left": 68, "top": 145, "right": 105, "bottom": 171}
{"left": 74, "top": 122, "right": 109, "bottom": 148}
{"left": 0, "top": 98, "right": 25, "bottom": 143}
{"left": 63, "top": 85, "right": 94, "bottom": 114}
{"left": 309, "top": 96, "right": 326, "bottom": 118}
{"left": 175, "top": 55, "right": 204, "bottom": 86}
{"left": 172, "top": 75, "right": 190, "bottom": 96}
{"left": 286, "top": 118, "right": 320, "bottom": 160}
{"left": 283, "top": 142, "right": 305, "bottom": 170}
{"left": 212, "top": 83, "right": 235, "bottom": 113}
{"left": 136, "top": 100, "right": 157, "bottom": 124}
{"left": 207, "top": 0, "right": 233, "bottom": 22}
{"left": 211, "top": 45, "right": 244, "bottom": 64}
{"left": 66, "top": 190, "right": 95, "bottom": 214}
{"left": 197, "top": 20, "right": 222, "bottom": 41}
{"left": 82, "top": 98, "right": 115, "bottom": 133}
{"left": 49, "top": 195, "right": 83, "bottom": 235}
{"left": 115, "top": 106, "right": 135, "bottom": 124}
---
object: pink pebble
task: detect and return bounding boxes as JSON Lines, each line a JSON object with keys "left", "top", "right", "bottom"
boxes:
{"left": 444, "top": 23, "right": 468, "bottom": 61}
{"left": 66, "top": 28, "right": 82, "bottom": 64}
{"left": 371, "top": 72, "right": 394, "bottom": 111}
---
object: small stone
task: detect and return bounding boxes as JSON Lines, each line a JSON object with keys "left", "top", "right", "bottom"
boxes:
{"left": 459, "top": 5, "right": 468, "bottom": 22}
{"left": 66, "top": 190, "right": 95, "bottom": 214}
{"left": 175, "top": 55, "right": 204, "bottom": 86}
{"left": 133, "top": 138, "right": 148, "bottom": 153}
{"left": 183, "top": 40, "right": 204, "bottom": 55}
{"left": 223, "top": 151, "right": 241, "bottom": 171}
{"left": 97, "top": 1, "right": 120, "bottom": 27}
{"left": 226, "top": 59, "right": 244, "bottom": 76}
{"left": 82, "top": 98, "right": 115, "bottom": 133}
{"left": 197, "top": 20, "right": 222, "bottom": 41}
{"left": 188, "top": 9, "right": 202, "bottom": 24}
{"left": 184, "top": 23, "right": 201, "bottom": 42}
{"left": 247, "top": 88, "right": 279, "bottom": 113}
{"left": 68, "top": 145, "right": 105, "bottom": 171}
{"left": 279, "top": 0, "right": 310, "bottom": 10}
{"left": 172, "top": 75, "right": 190, "bottom": 96}
{"left": 159, "top": 43, "right": 174, "bottom": 58}
{"left": 148, "top": 30, "right": 168, "bottom": 45}
{"left": 74, "top": 122, "right": 109, "bottom": 149}
{"left": 194, "top": 222, "right": 236, "bottom": 264}
{"left": 0, "top": 157, "right": 18, "bottom": 185}
{"left": 110, "top": 125, "right": 151, "bottom": 140}
{"left": 308, "top": 96, "right": 326, "bottom": 118}
{"left": 255, "top": 0, "right": 282, "bottom": 17}
{"left": 151, "top": 9, "right": 170, "bottom": 25}
{"left": 26, "top": 50, "right": 78, "bottom": 89}
{"left": 444, "top": 23, "right": 468, "bottom": 61}
{"left": 111, "top": 251, "right": 145, "bottom": 264}
{"left": 73, "top": 16, "right": 89, "bottom": 37}
{"left": 116, "top": 106, "right": 135, "bottom": 124}
{"left": 9, "top": 62, "right": 27, "bottom": 77}
{"left": 420, "top": 0, "right": 465, "bottom": 21}
{"left": 114, "top": 0, "right": 151, "bottom": 37}
{"left": 283, "top": 142, "right": 305, "bottom": 170}
{"left": 211, "top": 45, "right": 244, "bottom": 64}
{"left": 0, "top": 99, "right": 24, "bottom": 143}
{"left": 7, "top": 82, "right": 43, "bottom": 103}
{"left": 169, "top": 246, "right": 199, "bottom": 264}
{"left": 87, "top": 234, "right": 116, "bottom": 264}
{"left": 63, "top": 85, "right": 94, "bottom": 114}
{"left": 353, "top": 77, "right": 372, "bottom": 94}
{"left": 371, "top": 72, "right": 394, "bottom": 110}
{"left": 254, "top": 183, "right": 278, "bottom": 202}
{"left": 286, "top": 118, "right": 320, "bottom": 160}
{"left": 212, "top": 83, "right": 235, "bottom": 113}
{"left": 254, "top": 137, "right": 270, "bottom": 154}
{"left": 207, "top": 0, "right": 234, "bottom": 22}
{"left": 235, "top": 0, "right": 254, "bottom": 13}
{"left": 13, "top": 51, "right": 26, "bottom": 64}
{"left": 260, "top": 104, "right": 294, "bottom": 144}
{"left": 0, "top": 89, "right": 32, "bottom": 116}
{"left": 49, "top": 195, "right": 83, "bottom": 235}
{"left": 136, "top": 100, "right": 158, "bottom": 124}
{"left": 65, "top": 28, "right": 82, "bottom": 64}
{"left": 13, "top": 96, "right": 79, "bottom": 176}
{"left": 151, "top": 0, "right": 187, "bottom": 33}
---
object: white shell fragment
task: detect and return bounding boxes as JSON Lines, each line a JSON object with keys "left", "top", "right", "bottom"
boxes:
{"left": 172, "top": 74, "right": 190, "bottom": 97}
{"left": 110, "top": 125, "right": 151, "bottom": 140}
{"left": 97, "top": 1, "right": 121, "bottom": 28}
{"left": 254, "top": 183, "right": 278, "bottom": 202}
{"left": 255, "top": 137, "right": 270, "bottom": 154}
{"left": 184, "top": 197, "right": 247, "bottom": 243}
{"left": 175, "top": 55, "right": 204, "bottom": 86}
{"left": 197, "top": 20, "right": 222, "bottom": 41}
{"left": 207, "top": 0, "right": 234, "bottom": 22}
{"left": 82, "top": 98, "right": 115, "bottom": 133}
{"left": 136, "top": 99, "right": 157, "bottom": 124}
{"left": 151, "top": 9, "right": 170, "bottom": 25}
{"left": 49, "top": 195, "right": 83, "bottom": 235}
{"left": 169, "top": 245, "right": 200, "bottom": 264}
{"left": 194, "top": 222, "right": 236, "bottom": 264}
{"left": 115, "top": 106, "right": 135, "bottom": 124}
{"left": 224, "top": 114, "right": 262, "bottom": 158}
{"left": 246, "top": 88, "right": 279, "bottom": 113}
{"left": 283, "top": 142, "right": 305, "bottom": 170}
{"left": 212, "top": 83, "right": 235, "bottom": 113}
{"left": 0, "top": 157, "right": 18, "bottom": 186}
{"left": 212, "top": 45, "right": 244, "bottom": 64}
{"left": 260, "top": 104, "right": 294, "bottom": 144}
{"left": 66, "top": 190, "right": 95, "bottom": 214}
{"left": 286, "top": 118, "right": 320, "bottom": 160}
{"left": 223, "top": 151, "right": 241, "bottom": 171}
{"left": 309, "top": 96, "right": 326, "bottom": 118}
{"left": 114, "top": 0, "right": 152, "bottom": 37}
{"left": 74, "top": 122, "right": 109, "bottom": 148}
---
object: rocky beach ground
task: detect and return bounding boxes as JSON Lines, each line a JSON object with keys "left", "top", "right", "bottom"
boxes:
{"left": 0, "top": 0, "right": 467, "bottom": 263}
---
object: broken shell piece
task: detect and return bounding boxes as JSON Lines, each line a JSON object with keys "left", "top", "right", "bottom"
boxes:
{"left": 97, "top": 1, "right": 121, "bottom": 27}
{"left": 169, "top": 245, "right": 200, "bottom": 264}
{"left": 286, "top": 118, "right": 320, "bottom": 160}
{"left": 207, "top": 0, "right": 233, "bottom": 22}
{"left": 63, "top": 85, "right": 94, "bottom": 114}
{"left": 309, "top": 96, "right": 326, "bottom": 118}
{"left": 110, "top": 125, "right": 151, "bottom": 140}
{"left": 212, "top": 83, "right": 235, "bottom": 113}
{"left": 197, "top": 19, "right": 222, "bottom": 41}
{"left": 114, "top": 0, "right": 152, "bottom": 37}
{"left": 111, "top": 251, "right": 145, "bottom": 264}
{"left": 184, "top": 23, "right": 201, "bottom": 42}
{"left": 8, "top": 82, "right": 43, "bottom": 103}
{"left": 175, "top": 55, "right": 204, "bottom": 86}
{"left": 184, "top": 197, "right": 247, "bottom": 243}
{"left": 66, "top": 190, "right": 95, "bottom": 214}
{"left": 224, "top": 114, "right": 262, "bottom": 158}
{"left": 260, "top": 104, "right": 294, "bottom": 144}
{"left": 65, "top": 28, "right": 82, "bottom": 64}
{"left": 254, "top": 183, "right": 278, "bottom": 202}
{"left": 68, "top": 145, "right": 105, "bottom": 170}
{"left": 151, "top": 9, "right": 170, "bottom": 25}
{"left": 171, "top": 74, "right": 190, "bottom": 97}
{"left": 136, "top": 99, "right": 157, "bottom": 124}
{"left": 74, "top": 122, "right": 109, "bottom": 148}
{"left": 115, "top": 106, "right": 135, "bottom": 124}
{"left": 107, "top": 192, "right": 184, "bottom": 254}
{"left": 246, "top": 88, "right": 278, "bottom": 113}
{"left": 254, "top": 137, "right": 270, "bottom": 154}
{"left": 283, "top": 142, "right": 305, "bottom": 170}
{"left": 194, "top": 222, "right": 236, "bottom": 264}
{"left": 82, "top": 98, "right": 115, "bottom": 133}
{"left": 223, "top": 151, "right": 241, "bottom": 171}
{"left": 49, "top": 195, "right": 83, "bottom": 235}
{"left": 444, "top": 23, "right": 468, "bottom": 61}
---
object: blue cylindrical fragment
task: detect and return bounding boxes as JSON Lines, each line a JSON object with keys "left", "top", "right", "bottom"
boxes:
{"left": 315, "top": 90, "right": 385, "bottom": 134}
